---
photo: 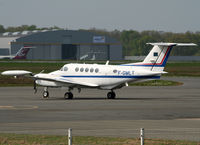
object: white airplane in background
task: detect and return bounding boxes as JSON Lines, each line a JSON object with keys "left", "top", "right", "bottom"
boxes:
{"left": 0, "top": 46, "right": 32, "bottom": 59}
{"left": 1, "top": 43, "right": 197, "bottom": 99}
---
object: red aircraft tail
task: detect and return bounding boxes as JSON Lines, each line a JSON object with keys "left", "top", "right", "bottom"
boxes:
{"left": 13, "top": 46, "right": 32, "bottom": 59}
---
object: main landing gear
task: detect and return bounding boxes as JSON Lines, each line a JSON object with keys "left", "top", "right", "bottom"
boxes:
{"left": 64, "top": 92, "right": 73, "bottom": 99}
{"left": 107, "top": 91, "right": 116, "bottom": 99}
{"left": 64, "top": 87, "right": 75, "bottom": 99}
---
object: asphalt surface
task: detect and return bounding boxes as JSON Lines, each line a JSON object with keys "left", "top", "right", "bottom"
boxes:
{"left": 0, "top": 77, "right": 200, "bottom": 141}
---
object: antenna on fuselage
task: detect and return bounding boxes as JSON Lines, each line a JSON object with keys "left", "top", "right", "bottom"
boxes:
{"left": 105, "top": 60, "right": 109, "bottom": 65}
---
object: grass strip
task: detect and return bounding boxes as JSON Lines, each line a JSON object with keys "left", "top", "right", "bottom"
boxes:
{"left": 129, "top": 80, "right": 183, "bottom": 86}
{"left": 0, "top": 133, "right": 199, "bottom": 145}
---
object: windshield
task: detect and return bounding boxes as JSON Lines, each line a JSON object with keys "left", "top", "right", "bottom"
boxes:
{"left": 60, "top": 67, "right": 64, "bottom": 71}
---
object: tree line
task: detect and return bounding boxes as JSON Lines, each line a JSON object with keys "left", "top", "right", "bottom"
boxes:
{"left": 0, "top": 24, "right": 61, "bottom": 33}
{"left": 88, "top": 28, "right": 200, "bottom": 56}
{"left": 1, "top": 25, "right": 199, "bottom": 56}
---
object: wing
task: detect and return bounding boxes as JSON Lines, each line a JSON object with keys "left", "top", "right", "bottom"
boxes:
{"left": 1, "top": 70, "right": 33, "bottom": 76}
{"left": 35, "top": 74, "right": 98, "bottom": 87}
{"left": 33, "top": 73, "right": 98, "bottom": 88}
{"left": 1, "top": 70, "right": 98, "bottom": 88}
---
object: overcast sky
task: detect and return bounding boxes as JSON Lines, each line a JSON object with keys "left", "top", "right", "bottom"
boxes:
{"left": 0, "top": 0, "right": 199, "bottom": 32}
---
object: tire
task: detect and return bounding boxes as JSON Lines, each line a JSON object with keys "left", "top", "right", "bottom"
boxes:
{"left": 64, "top": 92, "right": 73, "bottom": 99}
{"left": 43, "top": 91, "right": 49, "bottom": 98}
{"left": 107, "top": 92, "right": 116, "bottom": 99}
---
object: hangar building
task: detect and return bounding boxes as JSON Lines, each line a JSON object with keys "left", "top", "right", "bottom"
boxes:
{"left": 6, "top": 30, "right": 122, "bottom": 60}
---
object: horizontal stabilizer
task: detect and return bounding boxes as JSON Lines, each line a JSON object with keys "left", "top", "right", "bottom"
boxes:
{"left": 147, "top": 42, "right": 197, "bottom": 47}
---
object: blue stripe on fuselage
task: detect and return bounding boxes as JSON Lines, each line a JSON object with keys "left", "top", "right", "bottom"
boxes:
{"left": 61, "top": 75, "right": 160, "bottom": 79}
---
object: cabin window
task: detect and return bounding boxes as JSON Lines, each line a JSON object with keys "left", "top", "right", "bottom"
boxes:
{"left": 90, "top": 68, "right": 94, "bottom": 72}
{"left": 80, "top": 68, "right": 84, "bottom": 72}
{"left": 85, "top": 68, "right": 89, "bottom": 72}
{"left": 113, "top": 69, "right": 117, "bottom": 73}
{"left": 95, "top": 68, "right": 99, "bottom": 73}
{"left": 75, "top": 67, "right": 79, "bottom": 72}
{"left": 63, "top": 67, "right": 68, "bottom": 71}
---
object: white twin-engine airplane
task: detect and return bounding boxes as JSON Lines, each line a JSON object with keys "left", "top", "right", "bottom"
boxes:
{"left": 0, "top": 46, "right": 32, "bottom": 59}
{"left": 1, "top": 43, "right": 196, "bottom": 99}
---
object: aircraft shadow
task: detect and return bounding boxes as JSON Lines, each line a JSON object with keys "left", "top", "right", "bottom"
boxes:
{"left": 41, "top": 97, "right": 172, "bottom": 101}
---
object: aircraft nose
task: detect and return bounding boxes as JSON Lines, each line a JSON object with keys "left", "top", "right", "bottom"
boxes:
{"left": 34, "top": 74, "right": 40, "bottom": 78}
{"left": 34, "top": 73, "right": 48, "bottom": 79}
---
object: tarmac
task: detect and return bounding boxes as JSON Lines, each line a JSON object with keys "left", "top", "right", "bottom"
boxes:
{"left": 0, "top": 77, "right": 200, "bottom": 141}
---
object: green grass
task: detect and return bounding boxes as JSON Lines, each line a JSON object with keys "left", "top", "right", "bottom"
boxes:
{"left": 0, "top": 76, "right": 33, "bottom": 87}
{"left": 164, "top": 62, "right": 200, "bottom": 77}
{"left": 0, "top": 133, "right": 199, "bottom": 145}
{"left": 130, "top": 80, "right": 183, "bottom": 86}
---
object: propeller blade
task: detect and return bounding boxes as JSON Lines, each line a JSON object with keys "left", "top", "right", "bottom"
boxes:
{"left": 34, "top": 80, "right": 37, "bottom": 94}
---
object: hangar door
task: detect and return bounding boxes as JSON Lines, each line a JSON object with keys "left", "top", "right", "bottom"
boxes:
{"left": 79, "top": 45, "right": 109, "bottom": 60}
{"left": 62, "top": 44, "right": 77, "bottom": 60}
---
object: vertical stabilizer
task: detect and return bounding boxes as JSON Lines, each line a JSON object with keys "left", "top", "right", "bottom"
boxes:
{"left": 124, "top": 43, "right": 197, "bottom": 72}
{"left": 141, "top": 44, "right": 174, "bottom": 71}
{"left": 13, "top": 46, "right": 32, "bottom": 59}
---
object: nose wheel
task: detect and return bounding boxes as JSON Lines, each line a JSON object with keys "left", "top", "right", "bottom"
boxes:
{"left": 107, "top": 91, "right": 116, "bottom": 99}
{"left": 64, "top": 92, "right": 73, "bottom": 99}
{"left": 42, "top": 87, "right": 49, "bottom": 98}
{"left": 43, "top": 91, "right": 49, "bottom": 98}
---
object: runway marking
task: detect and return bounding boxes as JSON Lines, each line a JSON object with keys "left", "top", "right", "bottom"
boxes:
{"left": 0, "top": 105, "right": 38, "bottom": 110}
{"left": 0, "top": 106, "right": 14, "bottom": 109}
{"left": 176, "top": 118, "right": 200, "bottom": 121}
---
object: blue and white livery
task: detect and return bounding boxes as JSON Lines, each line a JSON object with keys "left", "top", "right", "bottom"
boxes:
{"left": 1, "top": 42, "right": 197, "bottom": 99}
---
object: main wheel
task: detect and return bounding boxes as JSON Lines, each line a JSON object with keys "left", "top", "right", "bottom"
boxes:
{"left": 107, "top": 92, "right": 116, "bottom": 99}
{"left": 64, "top": 92, "right": 73, "bottom": 99}
{"left": 43, "top": 91, "right": 49, "bottom": 98}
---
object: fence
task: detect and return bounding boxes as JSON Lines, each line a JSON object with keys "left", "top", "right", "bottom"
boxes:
{"left": 67, "top": 128, "right": 200, "bottom": 145}
{"left": 67, "top": 128, "right": 145, "bottom": 145}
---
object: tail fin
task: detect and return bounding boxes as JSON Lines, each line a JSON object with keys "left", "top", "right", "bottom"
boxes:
{"left": 126, "top": 43, "right": 197, "bottom": 72}
{"left": 13, "top": 46, "right": 32, "bottom": 59}
{"left": 141, "top": 43, "right": 174, "bottom": 72}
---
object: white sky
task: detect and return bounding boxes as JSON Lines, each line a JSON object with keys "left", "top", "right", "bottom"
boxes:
{"left": 0, "top": 0, "right": 200, "bottom": 32}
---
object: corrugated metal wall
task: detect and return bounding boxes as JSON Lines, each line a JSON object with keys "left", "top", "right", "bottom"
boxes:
{"left": 26, "top": 45, "right": 61, "bottom": 60}
{"left": 110, "top": 45, "right": 122, "bottom": 60}
{"left": 9, "top": 30, "right": 122, "bottom": 60}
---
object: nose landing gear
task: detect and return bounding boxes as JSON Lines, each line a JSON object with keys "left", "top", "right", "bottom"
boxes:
{"left": 43, "top": 91, "right": 49, "bottom": 98}
{"left": 42, "top": 87, "right": 49, "bottom": 98}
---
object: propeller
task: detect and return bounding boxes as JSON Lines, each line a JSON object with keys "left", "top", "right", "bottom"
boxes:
{"left": 32, "top": 70, "right": 44, "bottom": 94}
{"left": 34, "top": 80, "right": 37, "bottom": 94}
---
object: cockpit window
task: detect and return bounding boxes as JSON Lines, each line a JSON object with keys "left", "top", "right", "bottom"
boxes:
{"left": 60, "top": 67, "right": 64, "bottom": 71}
{"left": 64, "top": 67, "right": 68, "bottom": 71}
